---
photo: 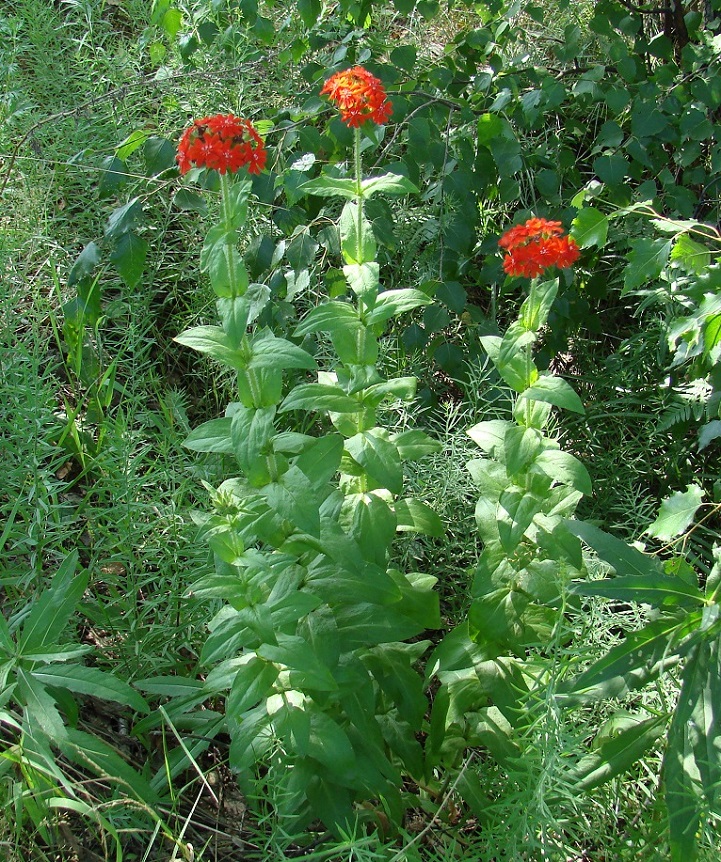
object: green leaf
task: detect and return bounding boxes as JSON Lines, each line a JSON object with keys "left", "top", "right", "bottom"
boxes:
{"left": 481, "top": 335, "right": 535, "bottom": 392}
{"left": 497, "top": 488, "right": 544, "bottom": 554}
{"left": 16, "top": 668, "right": 68, "bottom": 741}
{"left": 394, "top": 498, "right": 444, "bottom": 537}
{"left": 295, "top": 301, "right": 360, "bottom": 337}
{"left": 19, "top": 553, "right": 87, "bottom": 652}
{"left": 343, "top": 263, "right": 380, "bottom": 300}
{"left": 664, "top": 639, "right": 720, "bottom": 861}
{"left": 567, "top": 520, "right": 665, "bottom": 579}
{"left": 226, "top": 657, "right": 279, "bottom": 715}
{"left": 104, "top": 198, "right": 142, "bottom": 241}
{"left": 522, "top": 375, "right": 585, "bottom": 414}
{"left": 262, "top": 467, "right": 320, "bottom": 535}
{"left": 364, "top": 289, "right": 432, "bottom": 326}
{"left": 115, "top": 129, "right": 147, "bottom": 161}
{"left": 298, "top": 0, "right": 322, "bottom": 29}
{"left": 593, "top": 154, "right": 629, "bottom": 185}
{"left": 340, "top": 202, "right": 376, "bottom": 265}
{"left": 183, "top": 417, "right": 233, "bottom": 453}
{"left": 623, "top": 238, "right": 672, "bottom": 293}
{"left": 143, "top": 136, "right": 176, "bottom": 175}
{"left": 390, "top": 44, "right": 417, "bottom": 71}
{"left": 647, "top": 485, "right": 705, "bottom": 540}
{"left": 248, "top": 331, "right": 316, "bottom": 372}
{"left": 393, "top": 429, "right": 442, "bottom": 460}
{"left": 295, "top": 434, "right": 344, "bottom": 488}
{"left": 259, "top": 634, "right": 338, "bottom": 691}
{"left": 345, "top": 431, "right": 404, "bottom": 495}
{"left": 361, "top": 173, "right": 419, "bottom": 197}
{"left": 109, "top": 232, "right": 148, "bottom": 289}
{"left": 503, "top": 426, "right": 544, "bottom": 475}
{"left": 556, "top": 615, "right": 697, "bottom": 706}
{"left": 300, "top": 176, "right": 359, "bottom": 199}
{"left": 532, "top": 449, "right": 593, "bottom": 495}
{"left": 571, "top": 207, "right": 609, "bottom": 249}
{"left": 31, "top": 665, "right": 148, "bottom": 712}
{"left": 568, "top": 715, "right": 666, "bottom": 793}
{"left": 519, "top": 278, "right": 558, "bottom": 332}
{"left": 467, "top": 420, "right": 514, "bottom": 459}
{"left": 569, "top": 574, "right": 704, "bottom": 608}
{"left": 68, "top": 242, "right": 101, "bottom": 288}
{"left": 281, "top": 384, "right": 360, "bottom": 414}
{"left": 670, "top": 234, "right": 711, "bottom": 275}
{"left": 174, "top": 326, "right": 247, "bottom": 370}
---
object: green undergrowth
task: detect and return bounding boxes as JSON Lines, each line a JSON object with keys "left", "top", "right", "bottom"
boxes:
{"left": 2, "top": 0, "right": 721, "bottom": 859}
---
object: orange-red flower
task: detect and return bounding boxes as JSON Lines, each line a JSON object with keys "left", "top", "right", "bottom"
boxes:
{"left": 499, "top": 218, "right": 580, "bottom": 278}
{"left": 176, "top": 114, "right": 267, "bottom": 176}
{"left": 320, "top": 66, "right": 392, "bottom": 128}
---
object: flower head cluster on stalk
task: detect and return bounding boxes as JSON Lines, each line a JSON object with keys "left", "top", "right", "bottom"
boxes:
{"left": 499, "top": 217, "right": 580, "bottom": 278}
{"left": 176, "top": 114, "right": 267, "bottom": 175}
{"left": 320, "top": 66, "right": 392, "bottom": 127}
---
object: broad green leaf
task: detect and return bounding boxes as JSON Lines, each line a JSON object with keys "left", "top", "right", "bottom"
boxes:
{"left": 467, "top": 420, "right": 514, "bottom": 458}
{"left": 646, "top": 484, "right": 705, "bottom": 541}
{"left": 68, "top": 242, "right": 101, "bottom": 288}
{"left": 522, "top": 375, "right": 585, "bottom": 414}
{"left": 670, "top": 234, "right": 711, "bottom": 275}
{"left": 104, "top": 198, "right": 142, "bottom": 241}
{"left": 345, "top": 431, "right": 404, "bottom": 494}
{"left": 248, "top": 331, "right": 316, "bottom": 372}
{"left": 571, "top": 206, "right": 609, "bottom": 249}
{"left": 481, "top": 334, "right": 536, "bottom": 392}
{"left": 503, "top": 426, "right": 544, "bottom": 476}
{"left": 281, "top": 384, "right": 360, "bottom": 414}
{"left": 115, "top": 129, "right": 147, "bottom": 161}
{"left": 568, "top": 715, "right": 666, "bottom": 793}
{"left": 294, "top": 301, "right": 359, "bottom": 336}
{"left": 109, "top": 231, "right": 148, "bottom": 289}
{"left": 393, "top": 429, "right": 442, "bottom": 460}
{"left": 295, "top": 434, "right": 343, "bottom": 487}
{"left": 343, "top": 262, "right": 380, "bottom": 299}
{"left": 361, "top": 173, "right": 419, "bottom": 197}
{"left": 307, "top": 708, "right": 356, "bottom": 773}
{"left": 364, "top": 289, "right": 432, "bottom": 326}
{"left": 135, "top": 676, "right": 205, "bottom": 697}
{"left": 31, "top": 665, "right": 148, "bottom": 712}
{"left": 259, "top": 634, "right": 338, "bottom": 691}
{"left": 226, "top": 657, "right": 279, "bottom": 715}
{"left": 497, "top": 488, "right": 544, "bottom": 554}
{"left": 183, "top": 418, "right": 233, "bottom": 453}
{"left": 17, "top": 668, "right": 68, "bottom": 741}
{"left": 623, "top": 238, "right": 672, "bottom": 293}
{"left": 347, "top": 493, "right": 397, "bottom": 565}
{"left": 567, "top": 520, "right": 665, "bottom": 578}
{"left": 262, "top": 467, "right": 320, "bottom": 535}
{"left": 519, "top": 278, "right": 558, "bottom": 332}
{"left": 299, "top": 176, "right": 359, "bottom": 199}
{"left": 19, "top": 553, "right": 87, "bottom": 652}
{"left": 340, "top": 201, "right": 376, "bottom": 265}
{"left": 174, "top": 326, "right": 247, "bottom": 370}
{"left": 664, "top": 639, "right": 719, "bottom": 862}
{"left": 532, "top": 449, "right": 593, "bottom": 495}
{"left": 394, "top": 498, "right": 444, "bottom": 537}
{"left": 143, "top": 136, "right": 176, "bottom": 175}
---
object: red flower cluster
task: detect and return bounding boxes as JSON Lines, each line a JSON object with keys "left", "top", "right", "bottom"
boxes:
{"left": 320, "top": 66, "right": 393, "bottom": 128}
{"left": 176, "top": 114, "right": 267, "bottom": 176}
{"left": 499, "top": 218, "right": 580, "bottom": 278}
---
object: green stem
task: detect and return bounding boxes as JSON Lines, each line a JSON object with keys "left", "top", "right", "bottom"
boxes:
{"left": 525, "top": 278, "right": 536, "bottom": 428}
{"left": 354, "top": 126, "right": 364, "bottom": 264}
{"left": 219, "top": 172, "right": 242, "bottom": 300}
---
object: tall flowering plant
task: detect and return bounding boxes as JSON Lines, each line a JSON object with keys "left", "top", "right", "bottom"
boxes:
{"left": 164, "top": 76, "right": 443, "bottom": 836}
{"left": 427, "top": 218, "right": 591, "bottom": 786}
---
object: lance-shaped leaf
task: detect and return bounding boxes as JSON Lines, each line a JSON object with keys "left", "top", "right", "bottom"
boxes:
{"left": 343, "top": 262, "right": 380, "bottom": 299}
{"left": 521, "top": 375, "right": 585, "bottom": 414}
{"left": 340, "top": 201, "right": 376, "bottom": 265}
{"left": 568, "top": 714, "right": 667, "bottom": 793}
{"left": 345, "top": 431, "right": 404, "bottom": 494}
{"left": 19, "top": 553, "right": 86, "bottom": 652}
{"left": 174, "top": 326, "right": 249, "bottom": 369}
{"left": 295, "top": 301, "right": 360, "bottom": 337}
{"left": 183, "top": 417, "right": 234, "bottom": 453}
{"left": 570, "top": 573, "right": 704, "bottom": 608}
{"left": 394, "top": 498, "right": 445, "bottom": 537}
{"left": 31, "top": 665, "right": 148, "bottom": 713}
{"left": 532, "top": 449, "right": 593, "bottom": 495}
{"left": 497, "top": 487, "right": 544, "bottom": 554}
{"left": 566, "top": 520, "right": 664, "bottom": 578}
